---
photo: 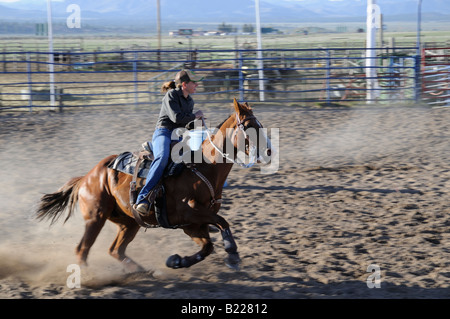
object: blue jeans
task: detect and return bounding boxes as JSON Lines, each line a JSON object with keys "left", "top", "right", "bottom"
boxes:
{"left": 136, "top": 127, "right": 172, "bottom": 204}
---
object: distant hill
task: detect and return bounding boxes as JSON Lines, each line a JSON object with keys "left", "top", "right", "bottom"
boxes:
{"left": 0, "top": 0, "right": 318, "bottom": 23}
{"left": 0, "top": 0, "right": 449, "bottom": 34}
{"left": 2, "top": 0, "right": 450, "bottom": 22}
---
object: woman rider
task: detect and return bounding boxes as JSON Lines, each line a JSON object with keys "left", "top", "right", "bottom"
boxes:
{"left": 134, "top": 69, "right": 204, "bottom": 215}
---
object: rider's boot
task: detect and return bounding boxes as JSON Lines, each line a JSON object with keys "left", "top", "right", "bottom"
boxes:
{"left": 134, "top": 200, "right": 150, "bottom": 216}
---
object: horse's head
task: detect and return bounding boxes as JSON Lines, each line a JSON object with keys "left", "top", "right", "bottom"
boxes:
{"left": 228, "top": 98, "right": 272, "bottom": 167}
{"left": 202, "top": 98, "right": 272, "bottom": 167}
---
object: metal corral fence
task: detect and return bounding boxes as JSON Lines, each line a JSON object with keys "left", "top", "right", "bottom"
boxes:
{"left": 421, "top": 47, "right": 450, "bottom": 107}
{"left": 0, "top": 47, "right": 427, "bottom": 111}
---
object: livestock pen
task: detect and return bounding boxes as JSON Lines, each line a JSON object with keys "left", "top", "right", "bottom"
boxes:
{"left": 0, "top": 45, "right": 442, "bottom": 111}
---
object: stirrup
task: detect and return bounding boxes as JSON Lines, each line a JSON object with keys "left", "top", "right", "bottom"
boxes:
{"left": 133, "top": 202, "right": 150, "bottom": 216}
{"left": 133, "top": 186, "right": 159, "bottom": 216}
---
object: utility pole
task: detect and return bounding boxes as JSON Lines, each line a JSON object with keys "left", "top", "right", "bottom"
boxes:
{"left": 47, "top": 0, "right": 56, "bottom": 109}
{"left": 416, "top": 0, "right": 422, "bottom": 56}
{"left": 366, "top": 0, "right": 380, "bottom": 104}
{"left": 255, "top": 0, "right": 265, "bottom": 102}
{"left": 157, "top": 0, "right": 161, "bottom": 51}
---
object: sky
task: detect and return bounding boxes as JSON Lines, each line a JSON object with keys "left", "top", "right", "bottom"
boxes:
{"left": 0, "top": 0, "right": 361, "bottom": 3}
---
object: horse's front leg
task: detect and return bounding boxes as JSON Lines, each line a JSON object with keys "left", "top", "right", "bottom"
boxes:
{"left": 213, "top": 215, "right": 241, "bottom": 270}
{"left": 166, "top": 224, "right": 214, "bottom": 269}
{"left": 219, "top": 226, "right": 241, "bottom": 270}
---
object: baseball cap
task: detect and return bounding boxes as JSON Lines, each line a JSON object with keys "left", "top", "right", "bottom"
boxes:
{"left": 174, "top": 69, "right": 203, "bottom": 84}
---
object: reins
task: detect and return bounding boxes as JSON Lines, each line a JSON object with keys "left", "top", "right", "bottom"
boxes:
{"left": 201, "top": 113, "right": 257, "bottom": 168}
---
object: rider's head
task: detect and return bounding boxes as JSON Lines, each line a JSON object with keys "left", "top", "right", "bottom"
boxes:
{"left": 174, "top": 69, "right": 203, "bottom": 85}
{"left": 176, "top": 70, "right": 203, "bottom": 96}
{"left": 161, "top": 69, "right": 203, "bottom": 93}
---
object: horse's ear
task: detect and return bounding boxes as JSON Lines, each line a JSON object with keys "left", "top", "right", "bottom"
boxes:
{"left": 233, "top": 98, "right": 252, "bottom": 114}
{"left": 233, "top": 98, "right": 241, "bottom": 113}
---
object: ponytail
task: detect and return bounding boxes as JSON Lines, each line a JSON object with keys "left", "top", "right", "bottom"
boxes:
{"left": 161, "top": 81, "right": 178, "bottom": 93}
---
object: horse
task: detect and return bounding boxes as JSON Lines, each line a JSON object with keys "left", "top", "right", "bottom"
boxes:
{"left": 36, "top": 99, "right": 272, "bottom": 272}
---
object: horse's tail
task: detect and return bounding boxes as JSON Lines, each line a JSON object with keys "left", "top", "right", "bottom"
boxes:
{"left": 36, "top": 176, "right": 84, "bottom": 225}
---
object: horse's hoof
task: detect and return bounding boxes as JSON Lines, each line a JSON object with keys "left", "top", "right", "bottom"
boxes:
{"left": 225, "top": 253, "right": 241, "bottom": 271}
{"left": 166, "top": 254, "right": 182, "bottom": 269}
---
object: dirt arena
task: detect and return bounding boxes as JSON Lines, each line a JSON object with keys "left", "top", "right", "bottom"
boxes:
{"left": 0, "top": 103, "right": 449, "bottom": 299}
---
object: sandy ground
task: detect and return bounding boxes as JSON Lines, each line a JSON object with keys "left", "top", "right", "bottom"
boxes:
{"left": 0, "top": 103, "right": 449, "bottom": 299}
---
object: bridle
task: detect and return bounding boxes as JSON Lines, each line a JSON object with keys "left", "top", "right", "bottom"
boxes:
{"left": 202, "top": 113, "right": 259, "bottom": 168}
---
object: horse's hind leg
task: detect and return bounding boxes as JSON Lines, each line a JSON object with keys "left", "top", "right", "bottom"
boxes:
{"left": 76, "top": 180, "right": 113, "bottom": 267}
{"left": 75, "top": 211, "right": 107, "bottom": 267}
{"left": 166, "top": 224, "right": 214, "bottom": 269}
{"left": 109, "top": 216, "right": 144, "bottom": 273}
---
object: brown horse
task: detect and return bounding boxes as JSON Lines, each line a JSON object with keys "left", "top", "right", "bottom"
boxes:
{"left": 36, "top": 99, "right": 271, "bottom": 272}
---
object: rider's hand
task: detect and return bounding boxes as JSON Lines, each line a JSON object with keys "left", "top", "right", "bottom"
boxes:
{"left": 194, "top": 110, "right": 204, "bottom": 119}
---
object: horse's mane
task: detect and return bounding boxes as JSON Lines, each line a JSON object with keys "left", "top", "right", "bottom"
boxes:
{"left": 216, "top": 115, "right": 232, "bottom": 129}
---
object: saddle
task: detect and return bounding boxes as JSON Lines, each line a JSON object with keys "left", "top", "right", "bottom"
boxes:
{"left": 108, "top": 143, "right": 185, "bottom": 180}
{"left": 107, "top": 142, "right": 186, "bottom": 229}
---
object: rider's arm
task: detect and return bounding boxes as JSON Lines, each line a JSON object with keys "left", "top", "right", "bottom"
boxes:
{"left": 163, "top": 89, "right": 195, "bottom": 126}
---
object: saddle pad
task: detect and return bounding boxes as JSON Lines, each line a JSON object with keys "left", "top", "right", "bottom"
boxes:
{"left": 108, "top": 152, "right": 151, "bottom": 179}
{"left": 108, "top": 151, "right": 186, "bottom": 179}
